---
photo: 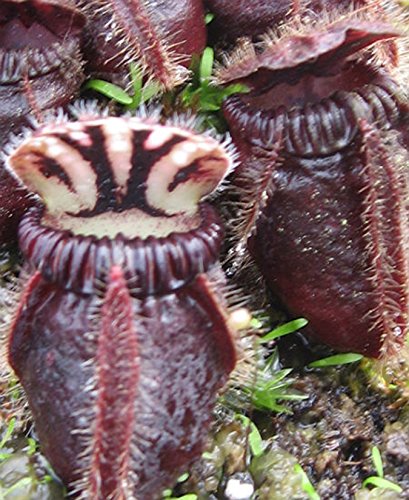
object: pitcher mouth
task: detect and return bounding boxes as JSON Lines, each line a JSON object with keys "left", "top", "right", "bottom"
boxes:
{"left": 223, "top": 74, "right": 402, "bottom": 157}
{"left": 215, "top": 15, "right": 400, "bottom": 87}
{"left": 238, "top": 60, "right": 382, "bottom": 111}
{"left": 0, "top": 1, "right": 84, "bottom": 83}
{"left": 41, "top": 207, "right": 202, "bottom": 240}
{"left": 19, "top": 203, "right": 223, "bottom": 296}
{"left": 216, "top": 10, "right": 404, "bottom": 156}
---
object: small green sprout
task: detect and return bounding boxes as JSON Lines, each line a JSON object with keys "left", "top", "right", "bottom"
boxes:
{"left": 236, "top": 415, "right": 265, "bottom": 458}
{"left": 83, "top": 48, "right": 248, "bottom": 131}
{"left": 260, "top": 318, "right": 308, "bottom": 343}
{"left": 178, "top": 46, "right": 248, "bottom": 129}
{"left": 362, "top": 446, "right": 403, "bottom": 493}
{"left": 246, "top": 351, "right": 307, "bottom": 414}
{"left": 225, "top": 318, "right": 307, "bottom": 414}
{"left": 84, "top": 63, "right": 161, "bottom": 109}
{"left": 251, "top": 369, "right": 307, "bottom": 413}
{"left": 294, "top": 463, "right": 320, "bottom": 500}
{"left": 308, "top": 353, "right": 364, "bottom": 368}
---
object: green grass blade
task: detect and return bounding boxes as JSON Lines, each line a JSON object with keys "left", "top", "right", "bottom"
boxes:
{"left": 235, "top": 415, "right": 265, "bottom": 457}
{"left": 371, "top": 446, "right": 384, "bottom": 478}
{"left": 84, "top": 79, "right": 133, "bottom": 105}
{"left": 129, "top": 62, "right": 144, "bottom": 108}
{"left": 248, "top": 422, "right": 264, "bottom": 457}
{"left": 260, "top": 318, "right": 308, "bottom": 343}
{"left": 140, "top": 81, "right": 162, "bottom": 104}
{"left": 362, "top": 476, "right": 402, "bottom": 493}
{"left": 200, "top": 47, "right": 214, "bottom": 82}
{"left": 294, "top": 464, "right": 320, "bottom": 500}
{"left": 0, "top": 418, "right": 15, "bottom": 450}
{"left": 308, "top": 353, "right": 363, "bottom": 368}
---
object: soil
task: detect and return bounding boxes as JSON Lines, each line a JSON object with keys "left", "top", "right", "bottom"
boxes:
{"left": 176, "top": 348, "right": 409, "bottom": 500}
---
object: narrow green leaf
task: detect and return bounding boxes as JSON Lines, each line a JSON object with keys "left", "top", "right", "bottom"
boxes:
{"left": 84, "top": 79, "right": 133, "bottom": 105}
{"left": 0, "top": 418, "right": 15, "bottom": 450}
{"left": 129, "top": 62, "right": 144, "bottom": 108}
{"left": 371, "top": 446, "right": 384, "bottom": 478}
{"left": 294, "top": 464, "right": 320, "bottom": 500}
{"left": 200, "top": 47, "right": 214, "bottom": 82}
{"left": 248, "top": 422, "right": 264, "bottom": 457}
{"left": 140, "top": 81, "right": 162, "bottom": 104}
{"left": 251, "top": 394, "right": 292, "bottom": 413}
{"left": 362, "top": 476, "right": 403, "bottom": 493}
{"left": 260, "top": 318, "right": 308, "bottom": 343}
{"left": 308, "top": 353, "right": 364, "bottom": 368}
{"left": 257, "top": 367, "right": 293, "bottom": 385}
{"left": 235, "top": 415, "right": 265, "bottom": 457}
